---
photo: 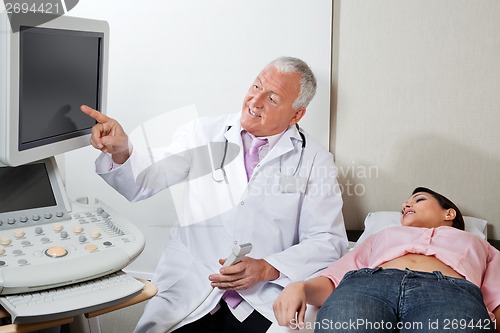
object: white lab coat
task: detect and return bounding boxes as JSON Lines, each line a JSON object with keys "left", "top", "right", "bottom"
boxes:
{"left": 95, "top": 113, "right": 347, "bottom": 333}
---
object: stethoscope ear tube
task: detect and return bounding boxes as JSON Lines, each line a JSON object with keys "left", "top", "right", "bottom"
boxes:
{"left": 211, "top": 126, "right": 232, "bottom": 182}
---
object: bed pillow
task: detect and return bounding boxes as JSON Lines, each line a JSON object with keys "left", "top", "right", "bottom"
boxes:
{"left": 354, "top": 211, "right": 487, "bottom": 247}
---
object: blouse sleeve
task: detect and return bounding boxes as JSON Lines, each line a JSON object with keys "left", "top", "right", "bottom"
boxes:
{"left": 320, "top": 235, "right": 374, "bottom": 287}
{"left": 480, "top": 244, "right": 500, "bottom": 313}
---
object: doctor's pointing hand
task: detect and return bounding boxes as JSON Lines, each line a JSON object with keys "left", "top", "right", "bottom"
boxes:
{"left": 80, "top": 105, "right": 129, "bottom": 164}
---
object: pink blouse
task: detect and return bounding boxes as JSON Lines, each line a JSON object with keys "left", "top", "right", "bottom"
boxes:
{"left": 320, "top": 226, "right": 500, "bottom": 314}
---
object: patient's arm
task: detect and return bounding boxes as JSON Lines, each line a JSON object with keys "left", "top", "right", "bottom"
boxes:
{"left": 273, "top": 276, "right": 334, "bottom": 328}
{"left": 303, "top": 276, "right": 335, "bottom": 306}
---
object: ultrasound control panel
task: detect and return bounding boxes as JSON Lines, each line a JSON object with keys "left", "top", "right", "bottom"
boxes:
{"left": 0, "top": 158, "right": 145, "bottom": 295}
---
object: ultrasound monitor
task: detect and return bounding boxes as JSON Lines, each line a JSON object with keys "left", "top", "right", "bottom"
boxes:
{"left": 0, "top": 12, "right": 109, "bottom": 166}
{"left": 0, "top": 14, "right": 147, "bottom": 300}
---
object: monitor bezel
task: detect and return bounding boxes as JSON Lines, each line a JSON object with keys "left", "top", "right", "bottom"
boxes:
{"left": 0, "top": 13, "right": 109, "bottom": 166}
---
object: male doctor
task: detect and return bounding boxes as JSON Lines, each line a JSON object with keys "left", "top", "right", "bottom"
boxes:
{"left": 81, "top": 56, "right": 347, "bottom": 333}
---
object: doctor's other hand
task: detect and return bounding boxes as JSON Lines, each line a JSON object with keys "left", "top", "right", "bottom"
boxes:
{"left": 209, "top": 257, "right": 279, "bottom": 290}
{"left": 80, "top": 105, "right": 130, "bottom": 164}
{"left": 273, "top": 281, "right": 307, "bottom": 329}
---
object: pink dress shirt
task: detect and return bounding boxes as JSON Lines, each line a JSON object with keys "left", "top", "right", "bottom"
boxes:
{"left": 320, "top": 226, "right": 500, "bottom": 315}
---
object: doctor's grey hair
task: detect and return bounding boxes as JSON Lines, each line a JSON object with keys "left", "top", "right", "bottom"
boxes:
{"left": 269, "top": 56, "right": 317, "bottom": 110}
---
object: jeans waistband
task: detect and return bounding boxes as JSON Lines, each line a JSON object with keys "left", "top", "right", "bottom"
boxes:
{"left": 361, "top": 267, "right": 447, "bottom": 280}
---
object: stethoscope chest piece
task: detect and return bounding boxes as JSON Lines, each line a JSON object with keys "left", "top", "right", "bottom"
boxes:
{"left": 212, "top": 168, "right": 226, "bottom": 182}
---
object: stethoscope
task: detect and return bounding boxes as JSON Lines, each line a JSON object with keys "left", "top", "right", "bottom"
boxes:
{"left": 211, "top": 124, "right": 306, "bottom": 182}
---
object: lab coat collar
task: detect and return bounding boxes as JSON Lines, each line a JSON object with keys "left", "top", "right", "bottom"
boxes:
{"left": 260, "top": 124, "right": 303, "bottom": 165}
{"left": 221, "top": 114, "right": 303, "bottom": 151}
{"left": 223, "top": 114, "right": 243, "bottom": 145}
{"left": 221, "top": 114, "right": 247, "bottom": 186}
{"left": 220, "top": 115, "right": 303, "bottom": 182}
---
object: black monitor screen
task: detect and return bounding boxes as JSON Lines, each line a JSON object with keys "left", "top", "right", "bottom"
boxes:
{"left": 0, "top": 163, "right": 57, "bottom": 213}
{"left": 19, "top": 26, "right": 104, "bottom": 151}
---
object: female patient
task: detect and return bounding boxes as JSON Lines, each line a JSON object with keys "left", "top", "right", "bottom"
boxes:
{"left": 274, "top": 187, "right": 500, "bottom": 332}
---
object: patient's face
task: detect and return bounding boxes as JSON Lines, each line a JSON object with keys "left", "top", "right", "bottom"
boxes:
{"left": 400, "top": 192, "right": 453, "bottom": 229}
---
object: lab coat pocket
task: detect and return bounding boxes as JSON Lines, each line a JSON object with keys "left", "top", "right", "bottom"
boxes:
{"left": 262, "top": 191, "right": 302, "bottom": 222}
{"left": 278, "top": 174, "right": 307, "bottom": 193}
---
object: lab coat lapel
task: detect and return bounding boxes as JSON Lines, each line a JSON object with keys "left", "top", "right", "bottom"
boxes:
{"left": 221, "top": 118, "right": 248, "bottom": 198}
{"left": 260, "top": 125, "right": 301, "bottom": 166}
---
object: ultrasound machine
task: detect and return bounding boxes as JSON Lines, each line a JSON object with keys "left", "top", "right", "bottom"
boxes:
{"left": 0, "top": 12, "right": 146, "bottom": 328}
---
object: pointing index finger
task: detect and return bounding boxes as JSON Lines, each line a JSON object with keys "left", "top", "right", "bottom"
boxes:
{"left": 80, "top": 104, "right": 109, "bottom": 124}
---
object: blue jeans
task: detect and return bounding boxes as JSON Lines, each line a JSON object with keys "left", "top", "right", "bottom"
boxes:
{"left": 315, "top": 268, "right": 495, "bottom": 333}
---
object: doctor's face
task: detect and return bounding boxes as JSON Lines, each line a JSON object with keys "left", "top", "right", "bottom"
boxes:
{"left": 240, "top": 65, "right": 305, "bottom": 137}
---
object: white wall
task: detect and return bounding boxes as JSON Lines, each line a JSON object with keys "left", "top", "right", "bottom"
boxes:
{"left": 332, "top": 0, "right": 500, "bottom": 239}
{"left": 64, "top": 0, "right": 333, "bottom": 279}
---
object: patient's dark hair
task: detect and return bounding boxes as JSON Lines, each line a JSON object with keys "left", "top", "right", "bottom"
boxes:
{"left": 412, "top": 187, "right": 465, "bottom": 230}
